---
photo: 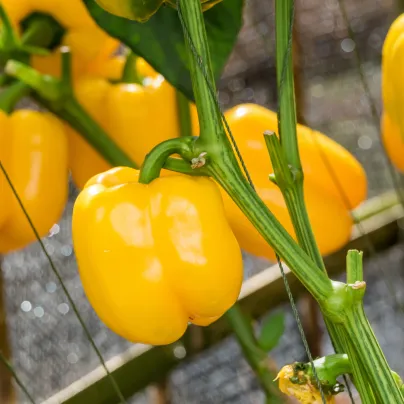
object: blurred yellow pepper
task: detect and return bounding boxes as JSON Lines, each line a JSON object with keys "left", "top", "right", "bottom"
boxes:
{"left": 0, "top": 110, "right": 68, "bottom": 253}
{"left": 381, "top": 13, "right": 404, "bottom": 172}
{"left": 196, "top": 104, "right": 367, "bottom": 261}
{"left": 1, "top": 0, "right": 119, "bottom": 78}
{"left": 72, "top": 166, "right": 242, "bottom": 345}
{"left": 67, "top": 57, "right": 179, "bottom": 189}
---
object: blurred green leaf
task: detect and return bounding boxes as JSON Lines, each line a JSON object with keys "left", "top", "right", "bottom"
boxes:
{"left": 82, "top": 0, "right": 244, "bottom": 100}
{"left": 257, "top": 312, "right": 285, "bottom": 352}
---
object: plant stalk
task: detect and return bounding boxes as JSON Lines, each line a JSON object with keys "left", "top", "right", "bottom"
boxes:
{"left": 121, "top": 52, "right": 142, "bottom": 84}
{"left": 225, "top": 306, "right": 283, "bottom": 402}
{"left": 343, "top": 251, "right": 403, "bottom": 402}
{"left": 178, "top": 0, "right": 333, "bottom": 304}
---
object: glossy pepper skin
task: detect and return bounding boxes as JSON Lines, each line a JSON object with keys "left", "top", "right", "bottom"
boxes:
{"left": 67, "top": 57, "right": 179, "bottom": 189}
{"left": 95, "top": 0, "right": 222, "bottom": 22}
{"left": 197, "top": 104, "right": 367, "bottom": 261}
{"left": 72, "top": 167, "right": 243, "bottom": 345}
{"left": 2, "top": 0, "right": 119, "bottom": 79}
{"left": 0, "top": 110, "right": 68, "bottom": 253}
{"left": 381, "top": 14, "right": 404, "bottom": 172}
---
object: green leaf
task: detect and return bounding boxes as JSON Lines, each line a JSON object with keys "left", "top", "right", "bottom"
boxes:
{"left": 82, "top": 0, "right": 244, "bottom": 100}
{"left": 257, "top": 312, "right": 285, "bottom": 352}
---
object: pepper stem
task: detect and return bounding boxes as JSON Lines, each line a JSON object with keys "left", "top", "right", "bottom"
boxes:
{"left": 20, "top": 12, "right": 65, "bottom": 50}
{"left": 138, "top": 137, "right": 197, "bottom": 184}
{"left": 0, "top": 81, "right": 30, "bottom": 114}
{"left": 121, "top": 51, "right": 142, "bottom": 84}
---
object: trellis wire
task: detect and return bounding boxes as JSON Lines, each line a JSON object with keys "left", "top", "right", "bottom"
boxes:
{"left": 177, "top": 1, "right": 327, "bottom": 402}
{"left": 0, "top": 350, "right": 35, "bottom": 404}
{"left": 0, "top": 161, "right": 127, "bottom": 404}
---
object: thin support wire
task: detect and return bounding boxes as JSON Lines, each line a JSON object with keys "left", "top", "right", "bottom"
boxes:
{"left": 0, "top": 161, "right": 127, "bottom": 404}
{"left": 177, "top": 2, "right": 326, "bottom": 402}
{"left": 0, "top": 350, "right": 35, "bottom": 404}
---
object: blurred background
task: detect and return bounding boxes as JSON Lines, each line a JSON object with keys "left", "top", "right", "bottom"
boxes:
{"left": 2, "top": 0, "right": 404, "bottom": 403}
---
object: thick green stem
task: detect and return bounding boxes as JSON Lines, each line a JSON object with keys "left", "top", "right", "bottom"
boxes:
{"left": 225, "top": 306, "right": 283, "bottom": 402}
{"left": 271, "top": 2, "right": 355, "bottom": 387}
{"left": 20, "top": 13, "right": 65, "bottom": 50}
{"left": 343, "top": 251, "right": 403, "bottom": 403}
{"left": 264, "top": 133, "right": 325, "bottom": 272}
{"left": 177, "top": 0, "right": 222, "bottom": 143}
{"left": 176, "top": 90, "right": 193, "bottom": 137}
{"left": 345, "top": 306, "right": 402, "bottom": 402}
{"left": 339, "top": 330, "right": 376, "bottom": 404}
{"left": 275, "top": 0, "right": 299, "bottom": 170}
{"left": 138, "top": 137, "right": 196, "bottom": 184}
{"left": 346, "top": 250, "right": 363, "bottom": 284}
{"left": 0, "top": 81, "right": 30, "bottom": 113}
{"left": 178, "top": 0, "right": 333, "bottom": 303}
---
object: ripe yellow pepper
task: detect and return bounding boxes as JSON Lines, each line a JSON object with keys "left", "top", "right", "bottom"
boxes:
{"left": 0, "top": 110, "right": 68, "bottom": 253}
{"left": 67, "top": 57, "right": 179, "bottom": 189}
{"left": 381, "top": 14, "right": 404, "bottom": 172}
{"left": 95, "top": 0, "right": 222, "bottom": 22}
{"left": 2, "top": 0, "right": 119, "bottom": 79}
{"left": 72, "top": 166, "right": 242, "bottom": 345}
{"left": 194, "top": 104, "right": 367, "bottom": 261}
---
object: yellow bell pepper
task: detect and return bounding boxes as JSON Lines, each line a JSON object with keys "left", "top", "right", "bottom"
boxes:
{"left": 0, "top": 110, "right": 68, "bottom": 253}
{"left": 2, "top": 0, "right": 119, "bottom": 79}
{"left": 195, "top": 104, "right": 366, "bottom": 261}
{"left": 67, "top": 57, "right": 179, "bottom": 189}
{"left": 381, "top": 14, "right": 404, "bottom": 172}
{"left": 72, "top": 166, "right": 242, "bottom": 345}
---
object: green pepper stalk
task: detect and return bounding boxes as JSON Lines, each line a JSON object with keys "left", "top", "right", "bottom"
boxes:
{"left": 269, "top": 0, "right": 352, "bottom": 390}
{"left": 175, "top": 0, "right": 333, "bottom": 308}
